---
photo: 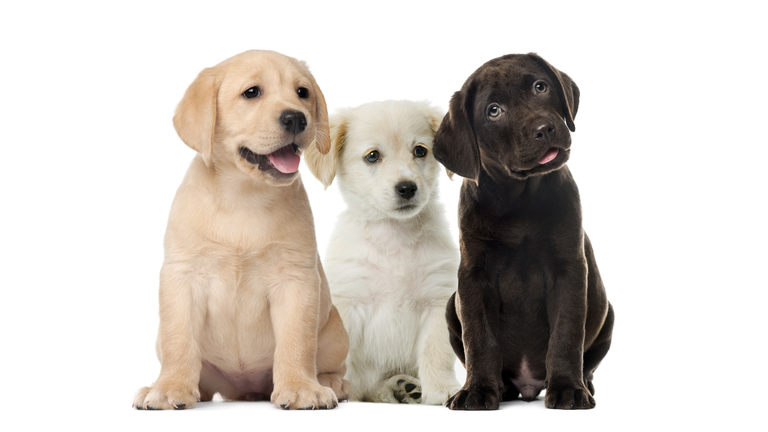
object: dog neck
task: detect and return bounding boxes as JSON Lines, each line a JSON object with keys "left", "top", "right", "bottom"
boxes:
{"left": 192, "top": 155, "right": 300, "bottom": 211}
{"left": 344, "top": 194, "right": 445, "bottom": 247}
{"left": 466, "top": 167, "right": 576, "bottom": 218}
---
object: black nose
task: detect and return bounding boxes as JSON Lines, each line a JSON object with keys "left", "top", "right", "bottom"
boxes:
{"left": 395, "top": 181, "right": 417, "bottom": 200}
{"left": 280, "top": 110, "right": 307, "bottom": 134}
{"left": 531, "top": 120, "right": 555, "bottom": 143}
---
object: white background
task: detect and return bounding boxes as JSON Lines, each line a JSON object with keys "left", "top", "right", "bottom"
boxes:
{"left": 1, "top": 1, "right": 765, "bottom": 430}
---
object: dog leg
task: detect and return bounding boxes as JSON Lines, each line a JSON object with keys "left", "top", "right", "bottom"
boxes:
{"left": 544, "top": 260, "right": 595, "bottom": 410}
{"left": 369, "top": 375, "right": 422, "bottom": 404}
{"left": 269, "top": 265, "right": 338, "bottom": 410}
{"left": 582, "top": 302, "right": 614, "bottom": 396}
{"left": 316, "top": 304, "right": 351, "bottom": 402}
{"left": 417, "top": 305, "right": 461, "bottom": 405}
{"left": 445, "top": 292, "right": 465, "bottom": 364}
{"left": 446, "top": 275, "right": 504, "bottom": 410}
{"left": 133, "top": 267, "right": 204, "bottom": 410}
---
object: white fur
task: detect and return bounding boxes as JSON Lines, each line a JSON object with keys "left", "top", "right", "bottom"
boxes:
{"left": 307, "top": 100, "right": 461, "bottom": 404}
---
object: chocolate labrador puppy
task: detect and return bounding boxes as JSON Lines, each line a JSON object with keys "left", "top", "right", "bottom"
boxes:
{"left": 433, "top": 53, "right": 614, "bottom": 410}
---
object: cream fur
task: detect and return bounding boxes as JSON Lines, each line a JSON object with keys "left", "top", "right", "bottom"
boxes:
{"left": 305, "top": 100, "right": 461, "bottom": 405}
{"left": 133, "top": 50, "right": 348, "bottom": 411}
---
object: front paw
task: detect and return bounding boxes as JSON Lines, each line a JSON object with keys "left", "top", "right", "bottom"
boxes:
{"left": 317, "top": 373, "right": 351, "bottom": 402}
{"left": 446, "top": 385, "right": 500, "bottom": 410}
{"left": 133, "top": 384, "right": 200, "bottom": 410}
{"left": 545, "top": 380, "right": 595, "bottom": 410}
{"left": 271, "top": 382, "right": 339, "bottom": 410}
{"left": 423, "top": 385, "right": 462, "bottom": 406}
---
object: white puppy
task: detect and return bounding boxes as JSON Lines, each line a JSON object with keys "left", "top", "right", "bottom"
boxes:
{"left": 304, "top": 100, "right": 460, "bottom": 405}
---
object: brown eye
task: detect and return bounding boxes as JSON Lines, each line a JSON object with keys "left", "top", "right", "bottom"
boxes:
{"left": 487, "top": 104, "right": 502, "bottom": 119}
{"left": 413, "top": 145, "right": 428, "bottom": 158}
{"left": 297, "top": 87, "right": 309, "bottom": 98}
{"left": 243, "top": 86, "right": 261, "bottom": 99}
{"left": 364, "top": 150, "right": 380, "bottom": 164}
{"left": 534, "top": 81, "right": 548, "bottom": 93}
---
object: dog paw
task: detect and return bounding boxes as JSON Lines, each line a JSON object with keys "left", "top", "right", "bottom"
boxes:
{"left": 445, "top": 385, "right": 500, "bottom": 410}
{"left": 317, "top": 373, "right": 351, "bottom": 402}
{"left": 422, "top": 385, "right": 462, "bottom": 406}
{"left": 544, "top": 381, "right": 595, "bottom": 410}
{"left": 133, "top": 384, "right": 200, "bottom": 410}
{"left": 271, "top": 382, "right": 339, "bottom": 410}
{"left": 389, "top": 375, "right": 422, "bottom": 404}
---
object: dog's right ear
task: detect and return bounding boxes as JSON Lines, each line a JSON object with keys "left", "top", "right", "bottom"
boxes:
{"left": 173, "top": 67, "right": 221, "bottom": 166}
{"left": 304, "top": 111, "right": 348, "bottom": 189}
{"left": 433, "top": 89, "right": 481, "bottom": 181}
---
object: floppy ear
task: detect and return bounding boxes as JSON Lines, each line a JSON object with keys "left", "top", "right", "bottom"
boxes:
{"left": 432, "top": 89, "right": 480, "bottom": 181}
{"left": 420, "top": 102, "right": 454, "bottom": 180}
{"left": 304, "top": 111, "right": 348, "bottom": 189}
{"left": 528, "top": 53, "right": 580, "bottom": 132}
{"left": 300, "top": 63, "right": 331, "bottom": 155}
{"left": 173, "top": 67, "right": 220, "bottom": 166}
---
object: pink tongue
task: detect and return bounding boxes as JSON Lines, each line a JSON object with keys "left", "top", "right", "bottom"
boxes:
{"left": 539, "top": 148, "right": 559, "bottom": 164}
{"left": 267, "top": 145, "right": 300, "bottom": 173}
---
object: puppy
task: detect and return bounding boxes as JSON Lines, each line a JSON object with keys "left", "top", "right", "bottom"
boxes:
{"left": 133, "top": 50, "right": 350, "bottom": 410}
{"left": 304, "top": 100, "right": 461, "bottom": 405}
{"left": 433, "top": 53, "right": 614, "bottom": 410}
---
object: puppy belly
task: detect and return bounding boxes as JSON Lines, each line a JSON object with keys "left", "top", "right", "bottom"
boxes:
{"left": 201, "top": 359, "right": 274, "bottom": 400}
{"left": 511, "top": 357, "right": 545, "bottom": 401}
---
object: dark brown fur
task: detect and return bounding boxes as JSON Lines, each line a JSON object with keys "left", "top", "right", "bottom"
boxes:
{"left": 433, "top": 53, "right": 614, "bottom": 410}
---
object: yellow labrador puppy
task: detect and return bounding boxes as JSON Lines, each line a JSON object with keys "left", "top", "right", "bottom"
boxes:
{"left": 133, "top": 50, "right": 350, "bottom": 410}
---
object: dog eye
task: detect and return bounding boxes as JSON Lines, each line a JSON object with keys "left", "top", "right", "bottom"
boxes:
{"left": 364, "top": 150, "right": 380, "bottom": 164}
{"left": 242, "top": 86, "right": 261, "bottom": 99}
{"left": 487, "top": 104, "right": 502, "bottom": 119}
{"left": 413, "top": 145, "right": 428, "bottom": 158}
{"left": 534, "top": 81, "right": 548, "bottom": 93}
{"left": 297, "top": 87, "right": 309, "bottom": 99}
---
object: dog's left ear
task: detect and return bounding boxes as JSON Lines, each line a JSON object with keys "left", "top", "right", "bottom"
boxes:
{"left": 173, "top": 67, "right": 221, "bottom": 166}
{"left": 304, "top": 110, "right": 349, "bottom": 189}
{"left": 300, "top": 62, "right": 331, "bottom": 155}
{"left": 420, "top": 102, "right": 454, "bottom": 179}
{"left": 528, "top": 53, "right": 580, "bottom": 132}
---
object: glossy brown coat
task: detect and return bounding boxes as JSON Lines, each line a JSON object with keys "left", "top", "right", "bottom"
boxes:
{"left": 433, "top": 53, "right": 614, "bottom": 410}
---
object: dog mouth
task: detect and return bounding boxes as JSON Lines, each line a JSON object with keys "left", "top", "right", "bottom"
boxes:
{"left": 239, "top": 144, "right": 301, "bottom": 175}
{"left": 395, "top": 203, "right": 418, "bottom": 212}
{"left": 539, "top": 148, "right": 559, "bottom": 165}
{"left": 506, "top": 147, "right": 569, "bottom": 178}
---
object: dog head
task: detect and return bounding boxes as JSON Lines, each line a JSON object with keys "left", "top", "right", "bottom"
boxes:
{"left": 305, "top": 100, "right": 444, "bottom": 220}
{"left": 433, "top": 53, "right": 579, "bottom": 183}
{"left": 173, "top": 50, "right": 330, "bottom": 186}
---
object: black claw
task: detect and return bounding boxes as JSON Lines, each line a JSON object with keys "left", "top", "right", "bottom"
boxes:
{"left": 405, "top": 383, "right": 416, "bottom": 392}
{"left": 280, "top": 404, "right": 289, "bottom": 410}
{"left": 583, "top": 401, "right": 587, "bottom": 407}
{"left": 174, "top": 404, "right": 186, "bottom": 410}
{"left": 570, "top": 402, "right": 574, "bottom": 409}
